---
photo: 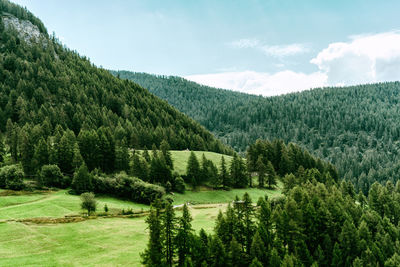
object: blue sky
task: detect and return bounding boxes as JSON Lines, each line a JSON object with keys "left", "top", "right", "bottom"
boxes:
{"left": 10, "top": 0, "right": 400, "bottom": 95}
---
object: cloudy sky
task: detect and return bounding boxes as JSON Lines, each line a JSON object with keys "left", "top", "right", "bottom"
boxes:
{"left": 11, "top": 0, "right": 400, "bottom": 96}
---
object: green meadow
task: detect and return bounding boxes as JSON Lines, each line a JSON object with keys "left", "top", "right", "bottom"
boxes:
{"left": 0, "top": 184, "right": 280, "bottom": 266}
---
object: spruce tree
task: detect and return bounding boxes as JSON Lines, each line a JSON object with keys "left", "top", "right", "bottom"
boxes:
{"left": 256, "top": 156, "right": 266, "bottom": 188}
{"left": 141, "top": 205, "right": 163, "bottom": 266}
{"left": 266, "top": 161, "right": 277, "bottom": 188}
{"left": 209, "top": 235, "right": 226, "bottom": 267}
{"left": 33, "top": 137, "right": 49, "bottom": 170}
{"left": 71, "top": 163, "right": 92, "bottom": 194}
{"left": 220, "top": 156, "right": 231, "bottom": 188}
{"left": 160, "top": 140, "right": 173, "bottom": 169}
{"left": 72, "top": 143, "right": 84, "bottom": 170}
{"left": 186, "top": 152, "right": 200, "bottom": 188}
{"left": 250, "top": 231, "right": 266, "bottom": 264}
{"left": 175, "top": 204, "right": 194, "bottom": 266}
{"left": 163, "top": 199, "right": 176, "bottom": 267}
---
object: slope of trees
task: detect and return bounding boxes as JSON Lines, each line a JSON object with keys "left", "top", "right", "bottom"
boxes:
{"left": 112, "top": 71, "right": 400, "bottom": 193}
{"left": 0, "top": 8, "right": 232, "bottom": 170}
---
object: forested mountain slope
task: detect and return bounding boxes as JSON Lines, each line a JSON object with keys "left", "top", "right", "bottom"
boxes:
{"left": 0, "top": 1, "right": 232, "bottom": 156}
{"left": 112, "top": 71, "right": 400, "bottom": 193}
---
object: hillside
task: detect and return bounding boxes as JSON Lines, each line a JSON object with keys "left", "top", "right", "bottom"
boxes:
{"left": 0, "top": 2, "right": 232, "bottom": 161}
{"left": 112, "top": 71, "right": 400, "bottom": 193}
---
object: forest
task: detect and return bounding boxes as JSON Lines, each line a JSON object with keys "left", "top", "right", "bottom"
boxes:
{"left": 113, "top": 71, "right": 400, "bottom": 194}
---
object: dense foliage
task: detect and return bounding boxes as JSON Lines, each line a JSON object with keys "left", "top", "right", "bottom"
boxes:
{"left": 143, "top": 159, "right": 400, "bottom": 267}
{"left": 92, "top": 172, "right": 165, "bottom": 204}
{"left": 113, "top": 71, "right": 400, "bottom": 193}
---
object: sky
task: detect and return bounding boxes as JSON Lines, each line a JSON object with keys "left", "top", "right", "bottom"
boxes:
{"left": 10, "top": 0, "right": 400, "bottom": 96}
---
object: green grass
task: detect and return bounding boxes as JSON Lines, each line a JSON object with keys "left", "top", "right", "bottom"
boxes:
{"left": 0, "top": 205, "right": 223, "bottom": 266}
{"left": 0, "top": 190, "right": 149, "bottom": 220}
{"left": 137, "top": 150, "right": 233, "bottom": 175}
{"left": 171, "top": 187, "right": 282, "bottom": 205}
{"left": 0, "top": 182, "right": 280, "bottom": 265}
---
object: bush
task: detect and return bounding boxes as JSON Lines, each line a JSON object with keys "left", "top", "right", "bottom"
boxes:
{"left": 92, "top": 172, "right": 165, "bottom": 204}
{"left": 71, "top": 164, "right": 93, "bottom": 194}
{"left": 0, "top": 164, "right": 24, "bottom": 190}
{"left": 40, "top": 165, "right": 64, "bottom": 188}
{"left": 80, "top": 192, "right": 97, "bottom": 215}
{"left": 173, "top": 176, "right": 186, "bottom": 193}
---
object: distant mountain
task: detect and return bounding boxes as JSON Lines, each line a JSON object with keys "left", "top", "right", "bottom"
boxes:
{"left": 0, "top": 0, "right": 232, "bottom": 170}
{"left": 112, "top": 70, "right": 400, "bottom": 193}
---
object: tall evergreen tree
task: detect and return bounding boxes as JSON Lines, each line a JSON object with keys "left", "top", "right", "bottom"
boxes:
{"left": 71, "top": 163, "right": 92, "bottom": 194}
{"left": 163, "top": 199, "right": 176, "bottom": 267}
{"left": 175, "top": 204, "right": 194, "bottom": 266}
{"left": 220, "top": 156, "right": 231, "bottom": 188}
{"left": 141, "top": 204, "right": 164, "bottom": 266}
{"left": 256, "top": 156, "right": 266, "bottom": 188}
{"left": 186, "top": 152, "right": 200, "bottom": 188}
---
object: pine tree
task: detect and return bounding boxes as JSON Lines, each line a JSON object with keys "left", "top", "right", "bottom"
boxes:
{"left": 141, "top": 205, "right": 164, "bottom": 266}
{"left": 186, "top": 152, "right": 200, "bottom": 188}
{"left": 132, "top": 152, "right": 149, "bottom": 181}
{"left": 209, "top": 235, "right": 226, "bottom": 267}
{"left": 230, "top": 154, "right": 248, "bottom": 188}
{"left": 20, "top": 129, "right": 35, "bottom": 176}
{"left": 160, "top": 140, "right": 173, "bottom": 169}
{"left": 266, "top": 161, "right": 277, "bottom": 188}
{"left": 175, "top": 204, "right": 194, "bottom": 266}
{"left": 115, "top": 142, "right": 130, "bottom": 173}
{"left": 250, "top": 231, "right": 266, "bottom": 264}
{"left": 256, "top": 156, "right": 266, "bottom": 188}
{"left": 33, "top": 137, "right": 49, "bottom": 170}
{"left": 220, "top": 156, "right": 231, "bottom": 188}
{"left": 71, "top": 163, "right": 92, "bottom": 194}
{"left": 58, "top": 130, "right": 76, "bottom": 174}
{"left": 163, "top": 200, "right": 176, "bottom": 267}
{"left": 228, "top": 237, "right": 245, "bottom": 267}
{"left": 242, "top": 193, "right": 255, "bottom": 253}
{"left": 72, "top": 143, "right": 84, "bottom": 170}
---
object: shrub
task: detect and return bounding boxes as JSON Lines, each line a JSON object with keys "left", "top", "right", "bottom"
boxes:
{"left": 0, "top": 164, "right": 24, "bottom": 190}
{"left": 92, "top": 172, "right": 165, "bottom": 204}
{"left": 173, "top": 176, "right": 186, "bottom": 193}
{"left": 80, "top": 192, "right": 97, "bottom": 215}
{"left": 40, "top": 165, "right": 64, "bottom": 188}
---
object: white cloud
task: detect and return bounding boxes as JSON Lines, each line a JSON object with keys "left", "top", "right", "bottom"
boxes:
{"left": 311, "top": 31, "right": 400, "bottom": 85}
{"left": 185, "top": 71, "right": 327, "bottom": 97}
{"left": 262, "top": 43, "right": 309, "bottom": 57}
{"left": 230, "top": 38, "right": 308, "bottom": 57}
{"left": 189, "top": 31, "right": 400, "bottom": 97}
{"left": 230, "top": 38, "right": 260, "bottom": 49}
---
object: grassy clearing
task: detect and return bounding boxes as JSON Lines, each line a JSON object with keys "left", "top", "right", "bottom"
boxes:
{"left": 171, "top": 187, "right": 282, "bottom": 205}
{"left": 0, "top": 190, "right": 149, "bottom": 220}
{"left": 0, "top": 205, "right": 223, "bottom": 266}
{"left": 170, "top": 150, "right": 233, "bottom": 175}
{"left": 137, "top": 150, "right": 233, "bottom": 175}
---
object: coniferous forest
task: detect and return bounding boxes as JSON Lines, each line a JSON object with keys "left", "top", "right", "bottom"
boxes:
{"left": 112, "top": 71, "right": 400, "bottom": 194}
{"left": 2, "top": 0, "right": 400, "bottom": 266}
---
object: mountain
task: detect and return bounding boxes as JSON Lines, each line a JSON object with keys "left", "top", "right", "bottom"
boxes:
{"left": 0, "top": 0, "right": 233, "bottom": 161}
{"left": 112, "top": 71, "right": 400, "bottom": 194}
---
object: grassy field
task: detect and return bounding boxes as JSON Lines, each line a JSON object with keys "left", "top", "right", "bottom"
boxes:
{"left": 0, "top": 190, "right": 149, "bottom": 220}
{"left": 171, "top": 187, "right": 281, "bottom": 205}
{"left": 0, "top": 184, "right": 280, "bottom": 265}
{"left": 137, "top": 150, "right": 234, "bottom": 175}
{"left": 0, "top": 196, "right": 223, "bottom": 266}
